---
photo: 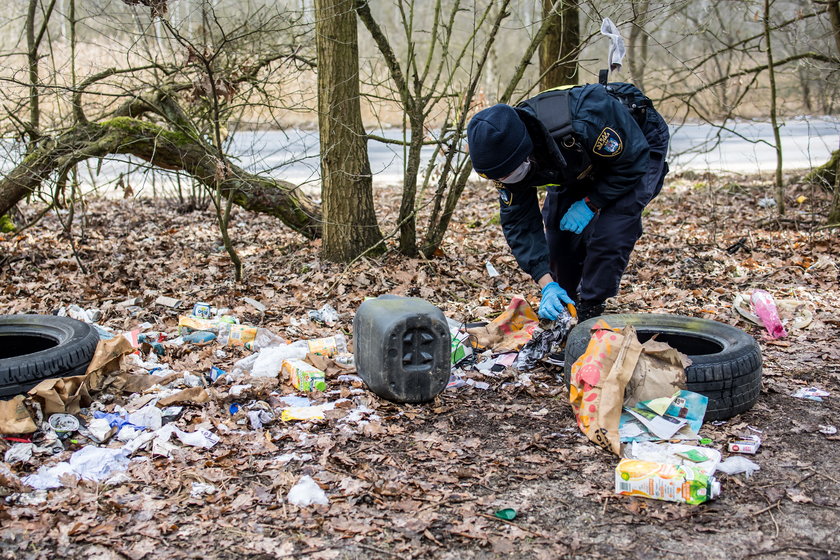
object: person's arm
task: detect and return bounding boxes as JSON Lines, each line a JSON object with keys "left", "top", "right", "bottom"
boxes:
{"left": 498, "top": 184, "right": 551, "bottom": 283}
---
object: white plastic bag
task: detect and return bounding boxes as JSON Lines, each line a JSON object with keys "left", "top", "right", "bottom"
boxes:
{"left": 287, "top": 475, "right": 329, "bottom": 506}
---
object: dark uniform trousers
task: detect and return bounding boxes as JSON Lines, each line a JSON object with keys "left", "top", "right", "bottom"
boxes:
{"left": 544, "top": 107, "right": 671, "bottom": 306}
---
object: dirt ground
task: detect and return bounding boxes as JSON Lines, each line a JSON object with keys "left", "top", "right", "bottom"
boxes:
{"left": 0, "top": 170, "right": 838, "bottom": 560}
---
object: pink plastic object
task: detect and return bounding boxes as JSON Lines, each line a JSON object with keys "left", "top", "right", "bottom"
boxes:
{"left": 750, "top": 289, "right": 788, "bottom": 338}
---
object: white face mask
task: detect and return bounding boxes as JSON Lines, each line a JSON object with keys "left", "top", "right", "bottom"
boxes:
{"left": 499, "top": 158, "right": 532, "bottom": 184}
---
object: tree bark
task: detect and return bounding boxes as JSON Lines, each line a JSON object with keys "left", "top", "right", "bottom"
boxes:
{"left": 0, "top": 119, "right": 321, "bottom": 239}
{"left": 828, "top": 158, "right": 840, "bottom": 224}
{"left": 764, "top": 0, "right": 785, "bottom": 215}
{"left": 316, "top": 0, "right": 384, "bottom": 262}
{"left": 539, "top": 0, "right": 579, "bottom": 90}
{"left": 804, "top": 148, "right": 839, "bottom": 187}
{"left": 627, "top": 0, "right": 650, "bottom": 90}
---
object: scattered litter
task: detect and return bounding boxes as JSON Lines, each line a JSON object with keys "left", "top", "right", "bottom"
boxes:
{"left": 485, "top": 261, "right": 500, "bottom": 278}
{"left": 620, "top": 391, "right": 708, "bottom": 442}
{"left": 229, "top": 384, "right": 252, "bottom": 397}
{"left": 192, "top": 302, "right": 213, "bottom": 319}
{"left": 446, "top": 374, "right": 466, "bottom": 389}
{"left": 5, "top": 443, "right": 35, "bottom": 464}
{"left": 623, "top": 441, "right": 722, "bottom": 477}
{"left": 758, "top": 196, "right": 777, "bottom": 208}
{"left": 127, "top": 405, "right": 163, "bottom": 430}
{"left": 190, "top": 481, "right": 218, "bottom": 498}
{"left": 465, "top": 379, "right": 491, "bottom": 390}
{"left": 155, "top": 295, "right": 182, "bottom": 308}
{"left": 287, "top": 475, "right": 329, "bottom": 506}
{"left": 23, "top": 446, "right": 130, "bottom": 490}
{"left": 750, "top": 289, "right": 787, "bottom": 338}
{"left": 58, "top": 304, "right": 102, "bottom": 323}
{"left": 615, "top": 458, "right": 720, "bottom": 504}
{"left": 792, "top": 387, "right": 830, "bottom": 401}
{"left": 728, "top": 435, "right": 761, "bottom": 454}
{"left": 494, "top": 508, "right": 516, "bottom": 520}
{"left": 277, "top": 395, "right": 313, "bottom": 408}
{"left": 819, "top": 425, "right": 837, "bottom": 435}
{"left": 514, "top": 320, "right": 573, "bottom": 371}
{"left": 716, "top": 455, "right": 760, "bottom": 478}
{"left": 275, "top": 452, "right": 313, "bottom": 463}
{"left": 182, "top": 330, "right": 217, "bottom": 344}
{"left": 247, "top": 409, "right": 274, "bottom": 430}
{"left": 308, "top": 304, "right": 339, "bottom": 326}
{"left": 48, "top": 414, "right": 80, "bottom": 437}
{"left": 243, "top": 297, "right": 267, "bottom": 313}
{"left": 284, "top": 359, "right": 327, "bottom": 392}
{"left": 281, "top": 404, "right": 333, "bottom": 422}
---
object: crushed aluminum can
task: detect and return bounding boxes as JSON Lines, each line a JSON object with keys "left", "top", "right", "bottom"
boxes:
{"left": 728, "top": 435, "right": 761, "bottom": 455}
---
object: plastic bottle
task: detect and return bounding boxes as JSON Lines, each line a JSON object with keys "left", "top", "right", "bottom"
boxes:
{"left": 750, "top": 289, "right": 787, "bottom": 338}
{"left": 615, "top": 458, "right": 720, "bottom": 505}
{"left": 304, "top": 334, "right": 347, "bottom": 357}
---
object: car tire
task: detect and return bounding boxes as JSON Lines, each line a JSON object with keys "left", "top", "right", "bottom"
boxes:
{"left": 564, "top": 313, "right": 762, "bottom": 421}
{"left": 0, "top": 315, "right": 99, "bottom": 398}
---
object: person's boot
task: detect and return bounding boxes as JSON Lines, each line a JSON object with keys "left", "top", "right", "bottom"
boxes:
{"left": 577, "top": 301, "right": 606, "bottom": 322}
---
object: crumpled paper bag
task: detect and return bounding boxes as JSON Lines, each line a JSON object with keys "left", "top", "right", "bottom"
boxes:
{"left": 467, "top": 296, "right": 540, "bottom": 353}
{"left": 0, "top": 396, "right": 38, "bottom": 434}
{"left": 0, "top": 335, "right": 135, "bottom": 434}
{"left": 569, "top": 322, "right": 691, "bottom": 454}
{"left": 624, "top": 339, "right": 690, "bottom": 406}
{"left": 569, "top": 322, "right": 643, "bottom": 454}
{"left": 27, "top": 335, "right": 135, "bottom": 416}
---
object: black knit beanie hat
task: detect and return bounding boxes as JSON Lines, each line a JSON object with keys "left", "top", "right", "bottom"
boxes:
{"left": 467, "top": 104, "right": 533, "bottom": 180}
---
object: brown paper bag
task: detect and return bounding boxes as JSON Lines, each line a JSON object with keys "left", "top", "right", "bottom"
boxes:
{"left": 624, "top": 339, "right": 690, "bottom": 407}
{"left": 568, "top": 323, "right": 643, "bottom": 454}
{"left": 0, "top": 395, "right": 38, "bottom": 434}
{"left": 26, "top": 335, "right": 136, "bottom": 416}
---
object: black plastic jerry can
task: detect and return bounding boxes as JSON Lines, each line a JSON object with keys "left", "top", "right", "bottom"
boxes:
{"left": 352, "top": 295, "right": 451, "bottom": 403}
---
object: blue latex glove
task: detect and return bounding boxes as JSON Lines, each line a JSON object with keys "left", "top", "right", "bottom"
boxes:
{"left": 559, "top": 199, "right": 596, "bottom": 234}
{"left": 539, "top": 282, "right": 576, "bottom": 320}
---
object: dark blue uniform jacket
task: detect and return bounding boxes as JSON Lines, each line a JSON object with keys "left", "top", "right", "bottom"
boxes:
{"left": 497, "top": 83, "right": 662, "bottom": 283}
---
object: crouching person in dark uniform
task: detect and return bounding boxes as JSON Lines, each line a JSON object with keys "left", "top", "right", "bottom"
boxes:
{"left": 466, "top": 82, "right": 670, "bottom": 322}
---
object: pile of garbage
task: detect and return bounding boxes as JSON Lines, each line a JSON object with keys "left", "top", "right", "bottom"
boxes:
{"left": 0, "top": 299, "right": 379, "bottom": 504}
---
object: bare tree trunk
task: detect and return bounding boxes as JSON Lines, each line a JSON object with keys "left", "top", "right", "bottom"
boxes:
{"left": 539, "top": 0, "right": 579, "bottom": 89}
{"left": 764, "top": 0, "right": 785, "bottom": 215}
{"left": 829, "top": 158, "right": 840, "bottom": 224}
{"left": 316, "top": 0, "right": 383, "bottom": 262}
{"left": 827, "top": 0, "right": 840, "bottom": 53}
{"left": 627, "top": 0, "right": 650, "bottom": 90}
{"left": 26, "top": 0, "right": 40, "bottom": 142}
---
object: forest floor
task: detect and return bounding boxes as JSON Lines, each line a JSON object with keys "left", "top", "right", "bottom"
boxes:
{"left": 0, "top": 170, "right": 839, "bottom": 560}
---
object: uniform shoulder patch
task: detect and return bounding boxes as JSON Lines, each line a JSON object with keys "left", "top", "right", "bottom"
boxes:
{"left": 497, "top": 187, "right": 513, "bottom": 206}
{"left": 592, "top": 127, "right": 623, "bottom": 157}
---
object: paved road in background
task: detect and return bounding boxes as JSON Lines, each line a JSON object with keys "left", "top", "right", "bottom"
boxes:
{"left": 2, "top": 118, "right": 837, "bottom": 195}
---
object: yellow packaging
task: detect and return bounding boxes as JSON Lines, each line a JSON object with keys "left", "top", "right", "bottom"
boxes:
{"left": 178, "top": 315, "right": 219, "bottom": 333}
{"left": 226, "top": 324, "right": 257, "bottom": 347}
{"left": 306, "top": 334, "right": 347, "bottom": 357}
{"left": 281, "top": 406, "right": 326, "bottom": 422}
{"left": 615, "top": 459, "right": 720, "bottom": 505}
{"left": 283, "top": 359, "right": 327, "bottom": 392}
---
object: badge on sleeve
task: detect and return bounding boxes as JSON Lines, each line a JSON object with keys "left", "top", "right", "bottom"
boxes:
{"left": 498, "top": 187, "right": 513, "bottom": 206}
{"left": 593, "top": 127, "right": 623, "bottom": 157}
